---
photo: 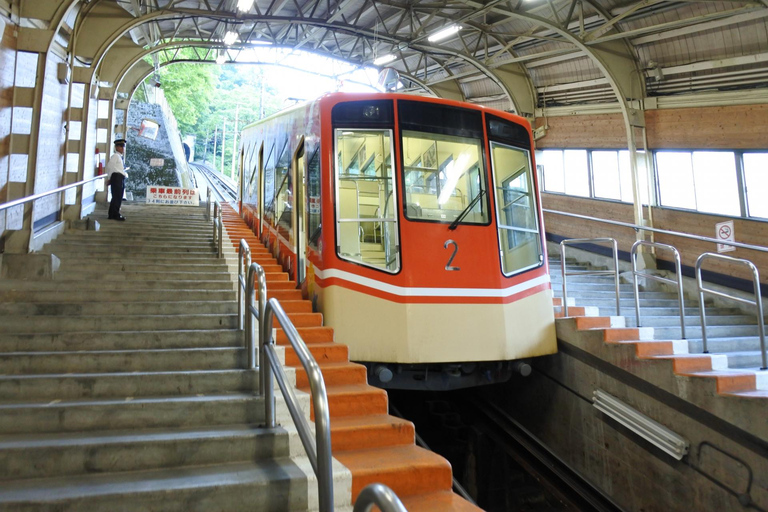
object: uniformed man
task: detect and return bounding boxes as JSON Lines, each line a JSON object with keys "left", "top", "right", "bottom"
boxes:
{"left": 106, "top": 138, "right": 129, "bottom": 221}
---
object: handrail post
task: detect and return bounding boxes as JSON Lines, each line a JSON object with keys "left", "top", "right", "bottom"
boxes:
{"left": 560, "top": 238, "right": 620, "bottom": 317}
{"left": 696, "top": 257, "right": 710, "bottom": 354}
{"left": 259, "top": 288, "right": 275, "bottom": 428}
{"left": 212, "top": 201, "right": 218, "bottom": 243}
{"left": 217, "top": 206, "right": 223, "bottom": 259}
{"left": 696, "top": 253, "right": 766, "bottom": 369}
{"left": 631, "top": 241, "right": 686, "bottom": 339}
{"left": 238, "top": 239, "right": 251, "bottom": 331}
{"left": 559, "top": 243, "right": 569, "bottom": 317}
{"left": 631, "top": 241, "right": 642, "bottom": 328}
{"left": 611, "top": 239, "right": 620, "bottom": 316}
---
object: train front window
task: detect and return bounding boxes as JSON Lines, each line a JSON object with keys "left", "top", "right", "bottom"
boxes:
{"left": 402, "top": 131, "right": 488, "bottom": 226}
{"left": 490, "top": 142, "right": 542, "bottom": 275}
{"left": 334, "top": 129, "right": 400, "bottom": 273}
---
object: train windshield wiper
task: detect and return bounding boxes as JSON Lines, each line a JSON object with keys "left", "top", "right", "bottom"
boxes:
{"left": 449, "top": 189, "right": 486, "bottom": 231}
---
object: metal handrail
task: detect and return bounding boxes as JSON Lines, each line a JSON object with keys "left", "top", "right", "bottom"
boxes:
{"left": 696, "top": 253, "right": 766, "bottom": 370}
{"left": 212, "top": 200, "right": 223, "bottom": 258}
{"left": 543, "top": 208, "right": 768, "bottom": 254}
{"left": 631, "top": 241, "right": 686, "bottom": 339}
{"left": 0, "top": 175, "right": 107, "bottom": 213}
{"left": 245, "top": 261, "right": 265, "bottom": 370}
{"left": 353, "top": 484, "right": 408, "bottom": 512}
{"left": 237, "top": 239, "right": 251, "bottom": 333}
{"left": 244, "top": 261, "right": 333, "bottom": 512}
{"left": 560, "top": 238, "right": 620, "bottom": 317}
{"left": 205, "top": 189, "right": 212, "bottom": 221}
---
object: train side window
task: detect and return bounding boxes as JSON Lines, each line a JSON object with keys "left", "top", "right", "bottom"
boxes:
{"left": 263, "top": 141, "right": 277, "bottom": 225}
{"left": 273, "top": 138, "right": 293, "bottom": 238}
{"left": 334, "top": 129, "right": 400, "bottom": 273}
{"left": 490, "top": 142, "right": 543, "bottom": 276}
{"left": 307, "top": 145, "right": 322, "bottom": 249}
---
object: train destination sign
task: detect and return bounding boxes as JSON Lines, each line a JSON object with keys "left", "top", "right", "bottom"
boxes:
{"left": 146, "top": 186, "right": 199, "bottom": 206}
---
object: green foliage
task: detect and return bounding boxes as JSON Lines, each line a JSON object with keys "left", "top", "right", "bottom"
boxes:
{"left": 158, "top": 61, "right": 219, "bottom": 133}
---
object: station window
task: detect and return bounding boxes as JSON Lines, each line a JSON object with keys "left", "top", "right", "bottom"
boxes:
{"left": 490, "top": 142, "right": 542, "bottom": 275}
{"left": 743, "top": 152, "right": 768, "bottom": 219}
{"left": 334, "top": 129, "right": 399, "bottom": 273}
{"left": 656, "top": 151, "right": 740, "bottom": 216}
{"left": 591, "top": 150, "right": 649, "bottom": 204}
{"left": 540, "top": 149, "right": 590, "bottom": 197}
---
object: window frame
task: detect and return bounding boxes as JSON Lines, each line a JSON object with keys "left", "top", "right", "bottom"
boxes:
{"left": 489, "top": 141, "right": 544, "bottom": 277}
{"left": 333, "top": 127, "right": 401, "bottom": 274}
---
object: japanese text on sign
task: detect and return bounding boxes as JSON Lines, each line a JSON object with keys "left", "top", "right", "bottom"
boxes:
{"left": 146, "top": 186, "right": 200, "bottom": 206}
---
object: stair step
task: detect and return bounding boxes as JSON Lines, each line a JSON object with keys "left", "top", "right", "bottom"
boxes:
{"left": 330, "top": 414, "right": 414, "bottom": 452}
{"left": 0, "top": 289, "right": 236, "bottom": 303}
{"left": 0, "top": 393, "right": 263, "bottom": 434}
{"left": 0, "top": 300, "right": 237, "bottom": 316}
{"left": 0, "top": 280, "right": 234, "bottom": 292}
{"left": 0, "top": 347, "right": 244, "bottom": 374}
{"left": 0, "top": 424, "right": 286, "bottom": 481}
{"left": 0, "top": 314, "right": 238, "bottom": 334}
{"left": 0, "top": 329, "right": 242, "bottom": 353}
{"left": 336, "top": 445, "right": 452, "bottom": 499}
{"left": 0, "top": 369, "right": 257, "bottom": 400}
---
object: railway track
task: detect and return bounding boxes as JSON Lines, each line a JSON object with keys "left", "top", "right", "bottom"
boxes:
{"left": 190, "top": 161, "right": 238, "bottom": 203}
{"left": 390, "top": 389, "right": 625, "bottom": 512}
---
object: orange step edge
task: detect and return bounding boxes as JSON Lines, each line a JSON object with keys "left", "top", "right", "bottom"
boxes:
{"left": 220, "top": 207, "right": 477, "bottom": 510}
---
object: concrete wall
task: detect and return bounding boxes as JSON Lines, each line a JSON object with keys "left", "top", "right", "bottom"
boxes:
{"left": 116, "top": 101, "right": 190, "bottom": 199}
{"left": 480, "top": 352, "right": 768, "bottom": 511}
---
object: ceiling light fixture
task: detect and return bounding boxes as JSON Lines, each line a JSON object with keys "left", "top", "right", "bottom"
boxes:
{"left": 223, "top": 31, "right": 238, "bottom": 46}
{"left": 593, "top": 390, "right": 689, "bottom": 460}
{"left": 215, "top": 54, "right": 227, "bottom": 65}
{"left": 373, "top": 54, "right": 396, "bottom": 66}
{"left": 237, "top": 0, "right": 255, "bottom": 11}
{"left": 427, "top": 24, "right": 461, "bottom": 42}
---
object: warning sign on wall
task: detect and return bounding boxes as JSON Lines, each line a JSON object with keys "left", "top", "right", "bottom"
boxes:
{"left": 715, "top": 220, "right": 735, "bottom": 253}
{"left": 146, "top": 186, "right": 199, "bottom": 206}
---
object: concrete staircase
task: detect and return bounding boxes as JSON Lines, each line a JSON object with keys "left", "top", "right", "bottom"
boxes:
{"left": 549, "top": 256, "right": 768, "bottom": 399}
{"left": 0, "top": 203, "right": 329, "bottom": 511}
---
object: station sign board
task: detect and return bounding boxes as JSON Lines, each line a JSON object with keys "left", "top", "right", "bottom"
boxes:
{"left": 146, "top": 186, "right": 199, "bottom": 206}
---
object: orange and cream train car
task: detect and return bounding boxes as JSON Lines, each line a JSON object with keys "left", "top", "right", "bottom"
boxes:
{"left": 238, "top": 92, "right": 556, "bottom": 390}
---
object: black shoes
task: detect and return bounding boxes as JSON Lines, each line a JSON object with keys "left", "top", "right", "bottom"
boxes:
{"left": 108, "top": 215, "right": 126, "bottom": 221}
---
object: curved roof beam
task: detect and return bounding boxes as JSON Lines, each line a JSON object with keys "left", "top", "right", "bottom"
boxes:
{"left": 107, "top": 40, "right": 438, "bottom": 101}
{"left": 76, "top": 6, "right": 522, "bottom": 110}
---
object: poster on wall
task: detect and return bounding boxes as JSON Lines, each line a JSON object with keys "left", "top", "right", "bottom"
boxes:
{"left": 146, "top": 186, "right": 199, "bottom": 206}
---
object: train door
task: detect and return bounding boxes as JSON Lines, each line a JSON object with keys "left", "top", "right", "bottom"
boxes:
{"left": 293, "top": 138, "right": 306, "bottom": 284}
{"left": 238, "top": 148, "right": 245, "bottom": 213}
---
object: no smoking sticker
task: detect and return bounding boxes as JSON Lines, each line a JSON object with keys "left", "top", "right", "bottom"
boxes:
{"left": 715, "top": 220, "right": 735, "bottom": 253}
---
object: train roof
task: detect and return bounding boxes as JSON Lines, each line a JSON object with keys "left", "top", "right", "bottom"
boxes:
{"left": 241, "top": 92, "right": 531, "bottom": 132}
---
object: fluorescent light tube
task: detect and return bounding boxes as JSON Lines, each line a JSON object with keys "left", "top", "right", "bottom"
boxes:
{"left": 215, "top": 54, "right": 227, "bottom": 65}
{"left": 428, "top": 24, "right": 461, "bottom": 42}
{"left": 593, "top": 389, "right": 689, "bottom": 460}
{"left": 223, "top": 31, "right": 238, "bottom": 46}
{"left": 373, "top": 54, "right": 396, "bottom": 66}
{"left": 237, "top": 0, "right": 255, "bottom": 11}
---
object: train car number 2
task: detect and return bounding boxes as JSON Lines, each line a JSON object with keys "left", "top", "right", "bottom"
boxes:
{"left": 444, "top": 240, "right": 460, "bottom": 271}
